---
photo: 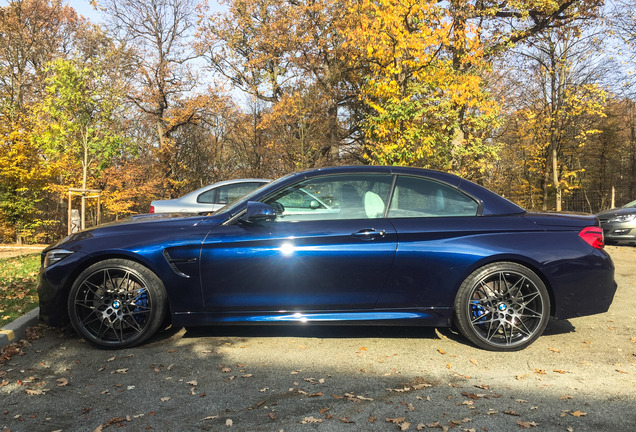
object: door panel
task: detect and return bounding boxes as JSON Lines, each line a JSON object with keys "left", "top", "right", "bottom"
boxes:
{"left": 200, "top": 219, "right": 397, "bottom": 311}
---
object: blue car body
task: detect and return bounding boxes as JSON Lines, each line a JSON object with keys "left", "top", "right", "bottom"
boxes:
{"left": 38, "top": 166, "right": 616, "bottom": 349}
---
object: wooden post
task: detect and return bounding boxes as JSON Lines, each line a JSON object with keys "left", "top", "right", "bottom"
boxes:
{"left": 67, "top": 188, "right": 102, "bottom": 233}
{"left": 81, "top": 193, "right": 86, "bottom": 230}
{"left": 68, "top": 190, "right": 72, "bottom": 235}
{"left": 611, "top": 186, "right": 615, "bottom": 209}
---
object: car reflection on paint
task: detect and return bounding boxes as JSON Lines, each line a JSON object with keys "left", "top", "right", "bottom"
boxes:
{"left": 149, "top": 178, "right": 269, "bottom": 214}
{"left": 38, "top": 166, "right": 616, "bottom": 351}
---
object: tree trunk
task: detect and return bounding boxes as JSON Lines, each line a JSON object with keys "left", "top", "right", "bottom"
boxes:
{"left": 82, "top": 130, "right": 89, "bottom": 230}
{"left": 328, "top": 100, "right": 339, "bottom": 164}
{"left": 542, "top": 161, "right": 549, "bottom": 211}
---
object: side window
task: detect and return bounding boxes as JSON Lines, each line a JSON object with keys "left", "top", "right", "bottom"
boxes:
{"left": 197, "top": 188, "right": 217, "bottom": 204}
{"left": 198, "top": 182, "right": 262, "bottom": 205}
{"left": 263, "top": 174, "right": 393, "bottom": 221}
{"left": 388, "top": 176, "right": 478, "bottom": 218}
{"left": 217, "top": 182, "right": 262, "bottom": 205}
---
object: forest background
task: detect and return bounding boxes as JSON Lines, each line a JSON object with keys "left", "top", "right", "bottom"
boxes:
{"left": 1, "top": 0, "right": 635, "bottom": 244}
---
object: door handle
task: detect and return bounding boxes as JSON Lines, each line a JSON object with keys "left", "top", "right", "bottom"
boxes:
{"left": 351, "top": 229, "right": 386, "bottom": 240}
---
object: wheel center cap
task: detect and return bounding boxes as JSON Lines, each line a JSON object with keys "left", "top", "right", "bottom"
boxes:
{"left": 498, "top": 303, "right": 507, "bottom": 312}
{"left": 112, "top": 300, "right": 121, "bottom": 309}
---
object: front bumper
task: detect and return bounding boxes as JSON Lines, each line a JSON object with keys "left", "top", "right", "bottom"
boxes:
{"left": 37, "top": 251, "right": 88, "bottom": 327}
{"left": 601, "top": 223, "right": 636, "bottom": 244}
{"left": 37, "top": 272, "right": 70, "bottom": 327}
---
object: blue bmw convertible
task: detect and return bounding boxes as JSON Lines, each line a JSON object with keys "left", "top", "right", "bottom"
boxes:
{"left": 38, "top": 166, "right": 616, "bottom": 351}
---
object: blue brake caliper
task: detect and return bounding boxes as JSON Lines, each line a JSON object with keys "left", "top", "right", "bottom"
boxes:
{"left": 470, "top": 300, "right": 487, "bottom": 323}
{"left": 133, "top": 288, "right": 148, "bottom": 324}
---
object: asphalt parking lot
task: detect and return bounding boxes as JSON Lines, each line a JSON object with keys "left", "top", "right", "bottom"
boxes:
{"left": 1, "top": 246, "right": 635, "bottom": 432}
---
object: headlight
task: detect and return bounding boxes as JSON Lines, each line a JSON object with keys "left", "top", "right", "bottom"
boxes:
{"left": 43, "top": 249, "right": 74, "bottom": 268}
{"left": 608, "top": 214, "right": 636, "bottom": 223}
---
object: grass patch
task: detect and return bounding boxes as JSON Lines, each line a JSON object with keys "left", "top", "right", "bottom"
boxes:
{"left": 0, "top": 254, "right": 40, "bottom": 327}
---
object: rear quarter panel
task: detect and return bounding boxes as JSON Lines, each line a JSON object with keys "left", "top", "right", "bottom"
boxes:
{"left": 377, "top": 214, "right": 615, "bottom": 319}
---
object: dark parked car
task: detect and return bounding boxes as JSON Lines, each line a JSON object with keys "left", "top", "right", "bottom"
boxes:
{"left": 149, "top": 179, "right": 269, "bottom": 213}
{"left": 596, "top": 200, "right": 636, "bottom": 245}
{"left": 38, "top": 166, "right": 616, "bottom": 351}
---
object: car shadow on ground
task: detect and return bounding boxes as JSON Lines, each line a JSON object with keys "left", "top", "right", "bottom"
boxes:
{"left": 54, "top": 317, "right": 577, "bottom": 349}
{"left": 543, "top": 317, "right": 576, "bottom": 335}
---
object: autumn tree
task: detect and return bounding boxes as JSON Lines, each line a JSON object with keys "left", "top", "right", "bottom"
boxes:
{"left": 569, "top": 97, "right": 636, "bottom": 211}
{"left": 0, "top": 0, "right": 80, "bottom": 111}
{"left": 198, "top": 0, "right": 365, "bottom": 166}
{"left": 163, "top": 90, "right": 267, "bottom": 190}
{"left": 0, "top": 110, "right": 54, "bottom": 242}
{"left": 0, "top": 0, "right": 83, "bottom": 241}
{"left": 492, "top": 23, "right": 608, "bottom": 211}
{"left": 346, "top": 0, "right": 604, "bottom": 179}
{"left": 100, "top": 0, "right": 207, "bottom": 196}
{"left": 33, "top": 58, "right": 126, "bottom": 227}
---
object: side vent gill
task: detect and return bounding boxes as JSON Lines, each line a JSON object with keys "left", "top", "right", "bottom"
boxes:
{"left": 163, "top": 249, "right": 197, "bottom": 278}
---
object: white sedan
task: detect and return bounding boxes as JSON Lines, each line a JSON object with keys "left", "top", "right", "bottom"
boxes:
{"left": 150, "top": 179, "right": 270, "bottom": 213}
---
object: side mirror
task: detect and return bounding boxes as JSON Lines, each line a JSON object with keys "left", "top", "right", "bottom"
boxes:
{"left": 243, "top": 201, "right": 277, "bottom": 223}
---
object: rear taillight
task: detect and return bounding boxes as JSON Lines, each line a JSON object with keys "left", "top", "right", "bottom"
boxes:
{"left": 579, "top": 226, "right": 604, "bottom": 249}
{"left": 149, "top": 206, "right": 155, "bottom": 213}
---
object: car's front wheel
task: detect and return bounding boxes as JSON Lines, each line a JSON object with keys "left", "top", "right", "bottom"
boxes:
{"left": 68, "top": 259, "right": 167, "bottom": 349}
{"left": 453, "top": 262, "right": 550, "bottom": 351}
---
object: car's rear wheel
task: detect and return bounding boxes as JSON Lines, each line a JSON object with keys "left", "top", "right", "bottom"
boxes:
{"left": 453, "top": 262, "right": 550, "bottom": 351}
{"left": 68, "top": 259, "right": 167, "bottom": 349}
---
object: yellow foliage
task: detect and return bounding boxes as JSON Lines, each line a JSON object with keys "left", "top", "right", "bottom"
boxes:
{"left": 345, "top": 0, "right": 501, "bottom": 175}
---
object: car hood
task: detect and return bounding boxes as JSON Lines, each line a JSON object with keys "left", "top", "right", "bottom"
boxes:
{"left": 46, "top": 213, "right": 227, "bottom": 252}
{"left": 596, "top": 207, "right": 636, "bottom": 218}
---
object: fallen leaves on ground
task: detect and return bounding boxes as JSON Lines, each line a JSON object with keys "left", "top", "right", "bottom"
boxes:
{"left": 94, "top": 416, "right": 132, "bottom": 431}
{"left": 387, "top": 417, "right": 407, "bottom": 424}
{"left": 416, "top": 419, "right": 471, "bottom": 431}
{"left": 332, "top": 392, "right": 374, "bottom": 401}
{"left": 516, "top": 419, "right": 538, "bottom": 428}
{"left": 301, "top": 416, "right": 323, "bottom": 424}
{"left": 461, "top": 391, "right": 502, "bottom": 400}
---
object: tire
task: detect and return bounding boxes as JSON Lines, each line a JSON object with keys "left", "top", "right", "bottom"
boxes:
{"left": 67, "top": 259, "right": 168, "bottom": 349}
{"left": 453, "top": 262, "right": 550, "bottom": 351}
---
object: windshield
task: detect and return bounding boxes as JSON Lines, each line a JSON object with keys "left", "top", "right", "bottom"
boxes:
{"left": 623, "top": 199, "right": 636, "bottom": 208}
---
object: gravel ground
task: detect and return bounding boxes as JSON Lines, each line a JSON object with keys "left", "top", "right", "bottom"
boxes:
{"left": 0, "top": 246, "right": 634, "bottom": 432}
